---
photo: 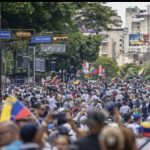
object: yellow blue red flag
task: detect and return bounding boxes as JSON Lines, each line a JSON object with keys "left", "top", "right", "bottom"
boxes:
{"left": 0, "top": 96, "right": 31, "bottom": 122}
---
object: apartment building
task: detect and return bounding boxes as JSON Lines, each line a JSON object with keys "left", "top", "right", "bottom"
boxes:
{"left": 125, "top": 5, "right": 150, "bottom": 63}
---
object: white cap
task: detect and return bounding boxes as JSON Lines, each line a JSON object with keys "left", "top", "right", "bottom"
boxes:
{"left": 57, "top": 108, "right": 65, "bottom": 113}
{"left": 147, "top": 116, "right": 150, "bottom": 122}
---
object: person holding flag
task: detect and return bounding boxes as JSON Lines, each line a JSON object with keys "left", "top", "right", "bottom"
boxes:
{"left": 0, "top": 95, "right": 35, "bottom": 123}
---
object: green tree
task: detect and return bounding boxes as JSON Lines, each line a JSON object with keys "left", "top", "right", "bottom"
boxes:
{"left": 1, "top": 2, "right": 119, "bottom": 76}
{"left": 119, "top": 63, "right": 140, "bottom": 79}
{"left": 2, "top": 2, "right": 77, "bottom": 33}
{"left": 5, "top": 51, "right": 13, "bottom": 74}
{"left": 95, "top": 56, "right": 119, "bottom": 77}
{"left": 67, "top": 32, "right": 101, "bottom": 68}
{"left": 2, "top": 2, "right": 118, "bottom": 34}
{"left": 49, "top": 32, "right": 101, "bottom": 73}
{"left": 74, "top": 2, "right": 118, "bottom": 34}
{"left": 142, "top": 62, "right": 150, "bottom": 80}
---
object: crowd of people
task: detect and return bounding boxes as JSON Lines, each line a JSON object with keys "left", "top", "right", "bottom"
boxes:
{"left": 0, "top": 77, "right": 150, "bottom": 150}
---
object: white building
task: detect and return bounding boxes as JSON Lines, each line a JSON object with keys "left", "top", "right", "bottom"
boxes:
{"left": 126, "top": 6, "right": 149, "bottom": 34}
{"left": 125, "top": 5, "right": 150, "bottom": 63}
{"left": 98, "top": 27, "right": 132, "bottom": 65}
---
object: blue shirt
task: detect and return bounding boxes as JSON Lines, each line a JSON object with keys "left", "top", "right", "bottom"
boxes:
{"left": 2, "top": 140, "right": 23, "bottom": 150}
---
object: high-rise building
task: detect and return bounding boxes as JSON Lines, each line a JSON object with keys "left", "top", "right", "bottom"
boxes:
{"left": 125, "top": 5, "right": 150, "bottom": 63}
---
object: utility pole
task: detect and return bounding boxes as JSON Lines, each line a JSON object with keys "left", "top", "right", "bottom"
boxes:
{"left": 33, "top": 46, "right": 36, "bottom": 83}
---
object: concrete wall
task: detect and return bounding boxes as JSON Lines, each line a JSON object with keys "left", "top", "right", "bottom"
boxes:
{"left": 116, "top": 53, "right": 134, "bottom": 65}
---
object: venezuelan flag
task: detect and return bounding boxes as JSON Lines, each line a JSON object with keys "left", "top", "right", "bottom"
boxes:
{"left": 141, "top": 122, "right": 150, "bottom": 137}
{"left": 90, "top": 65, "right": 98, "bottom": 75}
{"left": 138, "top": 68, "right": 144, "bottom": 76}
{"left": 0, "top": 96, "right": 31, "bottom": 122}
{"left": 11, "top": 100, "right": 31, "bottom": 121}
{"left": 92, "top": 69, "right": 99, "bottom": 75}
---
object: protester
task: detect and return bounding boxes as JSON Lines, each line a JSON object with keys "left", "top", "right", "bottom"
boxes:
{"left": 120, "top": 127, "right": 138, "bottom": 150}
{"left": 0, "top": 121, "right": 23, "bottom": 150}
{"left": 20, "top": 123, "right": 41, "bottom": 150}
{"left": 0, "top": 76, "right": 150, "bottom": 150}
{"left": 54, "top": 135, "right": 70, "bottom": 150}
{"left": 99, "top": 127, "right": 124, "bottom": 150}
{"left": 70, "top": 111, "right": 106, "bottom": 150}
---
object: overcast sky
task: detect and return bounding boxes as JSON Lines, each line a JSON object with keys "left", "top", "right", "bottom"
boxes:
{"left": 106, "top": 2, "right": 150, "bottom": 27}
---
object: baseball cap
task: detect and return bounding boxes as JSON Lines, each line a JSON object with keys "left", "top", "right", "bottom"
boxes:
{"left": 133, "top": 113, "right": 141, "bottom": 121}
{"left": 147, "top": 116, "right": 150, "bottom": 122}
{"left": 48, "top": 123, "right": 54, "bottom": 130}
{"left": 57, "top": 108, "right": 65, "bottom": 113}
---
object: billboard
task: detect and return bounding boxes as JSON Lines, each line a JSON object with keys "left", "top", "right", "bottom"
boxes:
{"left": 129, "top": 34, "right": 144, "bottom": 46}
{"left": 129, "top": 34, "right": 150, "bottom": 46}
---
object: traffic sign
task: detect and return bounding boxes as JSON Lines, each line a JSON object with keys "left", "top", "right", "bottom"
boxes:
{"left": 31, "top": 35, "right": 51, "bottom": 43}
{"left": 0, "top": 30, "right": 12, "bottom": 39}
{"left": 40, "top": 44, "right": 66, "bottom": 53}
{"left": 35, "top": 58, "right": 45, "bottom": 72}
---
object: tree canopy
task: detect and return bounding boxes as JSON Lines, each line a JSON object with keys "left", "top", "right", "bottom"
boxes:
{"left": 74, "top": 2, "right": 118, "bottom": 34}
{"left": 2, "top": 2, "right": 118, "bottom": 34}
{"left": 1, "top": 2, "right": 119, "bottom": 75}
{"left": 118, "top": 63, "right": 141, "bottom": 79}
{"left": 2, "top": 2, "right": 77, "bottom": 33}
{"left": 142, "top": 62, "right": 150, "bottom": 80}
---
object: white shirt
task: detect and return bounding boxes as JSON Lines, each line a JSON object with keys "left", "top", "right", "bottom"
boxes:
{"left": 116, "top": 94, "right": 124, "bottom": 101}
{"left": 81, "top": 94, "right": 89, "bottom": 101}
{"left": 48, "top": 96, "right": 57, "bottom": 109}
{"left": 120, "top": 105, "right": 130, "bottom": 114}
{"left": 127, "top": 123, "right": 141, "bottom": 135}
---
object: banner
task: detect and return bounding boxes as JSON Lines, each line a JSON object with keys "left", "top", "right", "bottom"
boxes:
{"left": 82, "top": 62, "right": 89, "bottom": 74}
{"left": 129, "top": 34, "right": 144, "bottom": 46}
{"left": 99, "top": 65, "right": 103, "bottom": 76}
